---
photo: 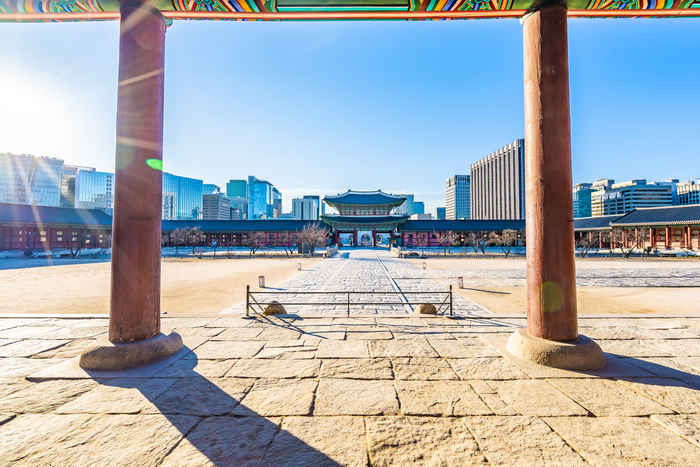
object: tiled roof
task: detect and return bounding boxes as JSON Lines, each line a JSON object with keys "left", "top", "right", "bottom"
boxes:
{"left": 573, "top": 215, "right": 625, "bottom": 231}
{"left": 611, "top": 205, "right": 700, "bottom": 226}
{"left": 324, "top": 190, "right": 406, "bottom": 206}
{"left": 320, "top": 215, "right": 408, "bottom": 225}
{"left": 399, "top": 219, "right": 525, "bottom": 232}
{"left": 0, "top": 203, "right": 113, "bottom": 227}
{"left": 162, "top": 219, "right": 327, "bottom": 232}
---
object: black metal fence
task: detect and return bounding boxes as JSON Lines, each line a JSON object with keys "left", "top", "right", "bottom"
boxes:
{"left": 245, "top": 285, "right": 453, "bottom": 317}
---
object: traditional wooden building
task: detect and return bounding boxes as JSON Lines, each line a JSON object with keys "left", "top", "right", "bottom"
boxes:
{"left": 0, "top": 202, "right": 113, "bottom": 252}
{"left": 322, "top": 190, "right": 408, "bottom": 247}
{"left": 574, "top": 205, "right": 700, "bottom": 251}
{"left": 398, "top": 219, "right": 525, "bottom": 248}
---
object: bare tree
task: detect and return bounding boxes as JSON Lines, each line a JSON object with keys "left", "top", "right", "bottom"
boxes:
{"left": 575, "top": 231, "right": 599, "bottom": 259}
{"left": 221, "top": 236, "right": 236, "bottom": 259}
{"left": 187, "top": 227, "right": 206, "bottom": 254}
{"left": 300, "top": 222, "right": 328, "bottom": 258}
{"left": 170, "top": 228, "right": 187, "bottom": 255}
{"left": 67, "top": 230, "right": 87, "bottom": 258}
{"left": 210, "top": 237, "right": 219, "bottom": 259}
{"left": 435, "top": 230, "right": 459, "bottom": 257}
{"left": 465, "top": 232, "right": 481, "bottom": 255}
{"left": 609, "top": 227, "right": 637, "bottom": 258}
{"left": 635, "top": 229, "right": 651, "bottom": 256}
{"left": 244, "top": 232, "right": 266, "bottom": 257}
{"left": 161, "top": 232, "right": 170, "bottom": 253}
{"left": 488, "top": 229, "right": 518, "bottom": 258}
{"left": 278, "top": 231, "right": 298, "bottom": 258}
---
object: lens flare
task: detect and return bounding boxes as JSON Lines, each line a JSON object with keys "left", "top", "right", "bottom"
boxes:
{"left": 146, "top": 159, "right": 163, "bottom": 171}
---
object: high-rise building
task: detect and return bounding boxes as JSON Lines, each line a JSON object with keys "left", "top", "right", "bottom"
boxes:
{"left": 162, "top": 172, "right": 203, "bottom": 220}
{"left": 247, "top": 176, "right": 281, "bottom": 219}
{"left": 75, "top": 169, "right": 114, "bottom": 215}
{"left": 203, "top": 184, "right": 220, "bottom": 195}
{"left": 303, "top": 195, "right": 324, "bottom": 219}
{"left": 229, "top": 197, "right": 248, "bottom": 220}
{"left": 226, "top": 179, "right": 247, "bottom": 199}
{"left": 230, "top": 207, "right": 241, "bottom": 220}
{"left": 573, "top": 183, "right": 594, "bottom": 218}
{"left": 654, "top": 179, "right": 679, "bottom": 205}
{"left": 445, "top": 176, "right": 470, "bottom": 220}
{"left": 414, "top": 201, "right": 425, "bottom": 215}
{"left": 61, "top": 164, "right": 95, "bottom": 208}
{"left": 203, "top": 193, "right": 231, "bottom": 220}
{"left": 292, "top": 198, "right": 318, "bottom": 220}
{"left": 591, "top": 179, "right": 673, "bottom": 216}
{"left": 436, "top": 207, "right": 446, "bottom": 220}
{"left": 0, "top": 153, "right": 64, "bottom": 207}
{"left": 470, "top": 139, "right": 525, "bottom": 220}
{"left": 677, "top": 180, "right": 700, "bottom": 206}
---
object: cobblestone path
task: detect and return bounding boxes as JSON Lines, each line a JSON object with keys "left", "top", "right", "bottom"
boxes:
{"left": 223, "top": 249, "right": 700, "bottom": 316}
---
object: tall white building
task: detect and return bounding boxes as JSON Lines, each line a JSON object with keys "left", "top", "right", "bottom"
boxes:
{"left": 203, "top": 194, "right": 231, "bottom": 220}
{"left": 470, "top": 139, "right": 525, "bottom": 220}
{"left": 445, "top": 176, "right": 470, "bottom": 220}
{"left": 292, "top": 198, "right": 318, "bottom": 220}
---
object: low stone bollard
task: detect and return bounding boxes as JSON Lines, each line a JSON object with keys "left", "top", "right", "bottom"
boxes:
{"left": 263, "top": 301, "right": 286, "bottom": 316}
{"left": 422, "top": 262, "right": 426, "bottom": 269}
{"left": 458, "top": 277, "right": 463, "bottom": 288}
{"left": 416, "top": 303, "right": 437, "bottom": 314}
{"left": 259, "top": 276, "right": 265, "bottom": 288}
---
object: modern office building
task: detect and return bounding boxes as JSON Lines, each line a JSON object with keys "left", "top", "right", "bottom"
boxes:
{"left": 303, "top": 195, "right": 325, "bottom": 219}
{"left": 591, "top": 179, "right": 673, "bottom": 216}
{"left": 202, "top": 193, "right": 231, "bottom": 220}
{"left": 0, "top": 153, "right": 64, "bottom": 207}
{"left": 230, "top": 207, "right": 241, "bottom": 221}
{"left": 61, "top": 164, "right": 95, "bottom": 208}
{"left": 226, "top": 179, "right": 247, "bottom": 199}
{"left": 203, "top": 184, "right": 220, "bottom": 195}
{"left": 573, "top": 182, "right": 594, "bottom": 218}
{"left": 470, "top": 139, "right": 525, "bottom": 220}
{"left": 436, "top": 207, "right": 446, "bottom": 220}
{"left": 247, "top": 176, "right": 282, "bottom": 219}
{"left": 229, "top": 197, "right": 248, "bottom": 220}
{"left": 677, "top": 180, "right": 700, "bottom": 206}
{"left": 162, "top": 172, "right": 204, "bottom": 220}
{"left": 75, "top": 169, "right": 114, "bottom": 215}
{"left": 292, "top": 198, "right": 318, "bottom": 220}
{"left": 414, "top": 201, "right": 425, "bottom": 215}
{"left": 654, "top": 179, "right": 679, "bottom": 205}
{"left": 445, "top": 175, "right": 471, "bottom": 220}
{"left": 394, "top": 194, "right": 415, "bottom": 216}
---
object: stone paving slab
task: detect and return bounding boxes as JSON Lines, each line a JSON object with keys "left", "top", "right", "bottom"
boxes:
{"left": 545, "top": 416, "right": 700, "bottom": 466}
{"left": 0, "top": 314, "right": 700, "bottom": 465}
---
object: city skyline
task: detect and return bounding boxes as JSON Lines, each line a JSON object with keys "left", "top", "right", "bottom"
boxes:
{"left": 1, "top": 19, "right": 699, "bottom": 214}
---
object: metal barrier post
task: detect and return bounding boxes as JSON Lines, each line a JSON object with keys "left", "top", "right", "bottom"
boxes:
{"left": 241, "top": 284, "right": 254, "bottom": 319}
{"left": 450, "top": 285, "right": 453, "bottom": 317}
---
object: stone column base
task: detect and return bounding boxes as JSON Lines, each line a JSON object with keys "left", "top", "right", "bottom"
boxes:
{"left": 506, "top": 328, "right": 606, "bottom": 371}
{"left": 79, "top": 332, "right": 183, "bottom": 371}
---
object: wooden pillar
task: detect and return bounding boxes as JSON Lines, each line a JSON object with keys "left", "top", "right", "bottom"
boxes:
{"left": 109, "top": 0, "right": 166, "bottom": 344}
{"left": 666, "top": 227, "right": 672, "bottom": 249}
{"left": 650, "top": 227, "right": 655, "bottom": 249}
{"left": 523, "top": 0, "right": 577, "bottom": 342}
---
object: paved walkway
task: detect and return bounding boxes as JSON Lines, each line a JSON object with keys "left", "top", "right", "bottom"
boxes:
{"left": 1, "top": 314, "right": 700, "bottom": 465}
{"left": 222, "top": 249, "right": 700, "bottom": 316}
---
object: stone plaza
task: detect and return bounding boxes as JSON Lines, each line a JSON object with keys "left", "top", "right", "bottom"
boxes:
{"left": 2, "top": 308, "right": 700, "bottom": 465}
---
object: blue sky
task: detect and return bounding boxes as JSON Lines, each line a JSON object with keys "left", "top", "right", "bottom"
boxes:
{"left": 1, "top": 17, "right": 698, "bottom": 214}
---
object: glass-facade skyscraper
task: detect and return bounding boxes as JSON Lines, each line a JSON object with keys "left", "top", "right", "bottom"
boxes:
{"left": 0, "top": 153, "right": 64, "bottom": 207}
{"left": 162, "top": 172, "right": 203, "bottom": 220}
{"left": 246, "top": 175, "right": 282, "bottom": 219}
{"left": 226, "top": 179, "right": 247, "bottom": 199}
{"left": 75, "top": 169, "right": 114, "bottom": 215}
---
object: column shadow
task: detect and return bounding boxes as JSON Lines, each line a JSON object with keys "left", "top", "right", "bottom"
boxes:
{"left": 92, "top": 349, "right": 344, "bottom": 467}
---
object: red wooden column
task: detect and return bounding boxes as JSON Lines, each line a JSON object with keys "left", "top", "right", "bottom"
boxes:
{"left": 110, "top": 0, "right": 166, "bottom": 343}
{"left": 523, "top": 0, "right": 577, "bottom": 342}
